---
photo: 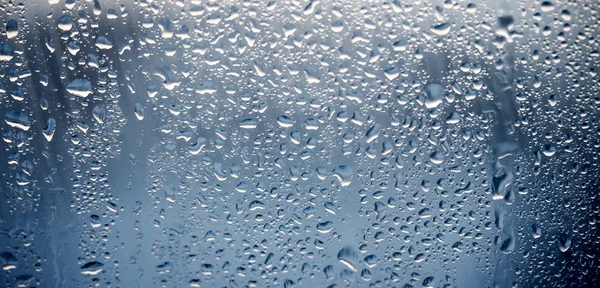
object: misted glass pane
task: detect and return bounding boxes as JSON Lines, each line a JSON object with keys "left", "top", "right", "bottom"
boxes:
{"left": 0, "top": 0, "right": 598, "bottom": 287}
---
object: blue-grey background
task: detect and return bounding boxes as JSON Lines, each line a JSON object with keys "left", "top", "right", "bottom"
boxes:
{"left": 1, "top": 0, "right": 599, "bottom": 287}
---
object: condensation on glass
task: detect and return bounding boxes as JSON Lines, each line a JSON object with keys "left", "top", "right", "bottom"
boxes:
{"left": 0, "top": 0, "right": 599, "bottom": 287}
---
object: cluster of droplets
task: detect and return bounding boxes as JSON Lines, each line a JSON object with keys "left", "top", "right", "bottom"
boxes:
{"left": 1, "top": 0, "right": 600, "bottom": 287}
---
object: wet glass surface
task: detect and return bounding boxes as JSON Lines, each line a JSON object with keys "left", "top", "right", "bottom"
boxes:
{"left": 1, "top": 0, "right": 600, "bottom": 287}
